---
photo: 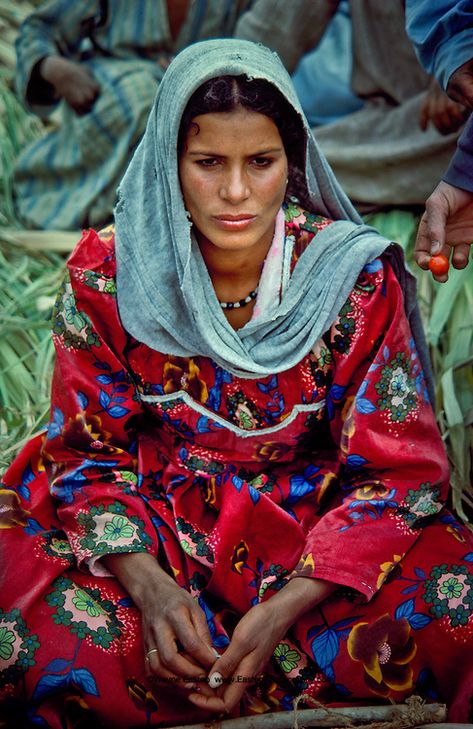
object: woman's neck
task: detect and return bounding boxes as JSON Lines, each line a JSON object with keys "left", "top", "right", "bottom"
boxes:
{"left": 196, "top": 228, "right": 273, "bottom": 298}
{"left": 195, "top": 228, "right": 274, "bottom": 330}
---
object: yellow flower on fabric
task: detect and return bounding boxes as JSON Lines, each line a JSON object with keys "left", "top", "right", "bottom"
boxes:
{"left": 347, "top": 614, "right": 416, "bottom": 697}
{"left": 127, "top": 679, "right": 159, "bottom": 713}
{"left": 72, "top": 589, "right": 106, "bottom": 618}
{"left": 163, "top": 356, "right": 208, "bottom": 402}
{"left": 293, "top": 552, "right": 315, "bottom": 578}
{"left": 377, "top": 554, "right": 403, "bottom": 589}
{"left": 231, "top": 540, "right": 249, "bottom": 574}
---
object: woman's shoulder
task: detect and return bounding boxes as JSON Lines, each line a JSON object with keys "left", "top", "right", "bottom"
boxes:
{"left": 284, "top": 200, "right": 334, "bottom": 235}
{"left": 67, "top": 224, "right": 117, "bottom": 280}
{"left": 283, "top": 200, "right": 334, "bottom": 262}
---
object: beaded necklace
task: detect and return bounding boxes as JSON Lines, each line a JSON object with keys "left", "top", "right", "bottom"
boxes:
{"left": 219, "top": 286, "right": 258, "bottom": 310}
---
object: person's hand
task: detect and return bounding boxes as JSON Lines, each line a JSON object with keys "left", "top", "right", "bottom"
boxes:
{"left": 415, "top": 180, "right": 473, "bottom": 282}
{"left": 140, "top": 578, "right": 219, "bottom": 698}
{"left": 446, "top": 59, "right": 473, "bottom": 110}
{"left": 103, "top": 553, "right": 217, "bottom": 697}
{"left": 187, "top": 600, "right": 288, "bottom": 714}
{"left": 419, "top": 77, "right": 468, "bottom": 135}
{"left": 188, "top": 576, "right": 336, "bottom": 714}
{"left": 39, "top": 56, "right": 100, "bottom": 115}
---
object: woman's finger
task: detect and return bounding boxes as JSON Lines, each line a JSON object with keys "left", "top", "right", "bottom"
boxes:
{"left": 144, "top": 639, "right": 216, "bottom": 698}
{"left": 172, "top": 607, "right": 217, "bottom": 669}
{"left": 148, "top": 620, "right": 208, "bottom": 679}
{"left": 189, "top": 652, "right": 263, "bottom": 713}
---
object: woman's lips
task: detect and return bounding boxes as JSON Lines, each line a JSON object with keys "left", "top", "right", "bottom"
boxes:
{"left": 213, "top": 214, "right": 256, "bottom": 230}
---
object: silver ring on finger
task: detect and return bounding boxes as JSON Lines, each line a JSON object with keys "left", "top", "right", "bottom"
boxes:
{"left": 145, "top": 648, "right": 159, "bottom": 662}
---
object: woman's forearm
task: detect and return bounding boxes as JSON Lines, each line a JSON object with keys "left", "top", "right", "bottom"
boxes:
{"left": 264, "top": 576, "right": 338, "bottom": 631}
{"left": 102, "top": 552, "right": 176, "bottom": 609}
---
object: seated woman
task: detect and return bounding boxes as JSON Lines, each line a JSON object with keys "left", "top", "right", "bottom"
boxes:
{"left": 1, "top": 39, "right": 472, "bottom": 729}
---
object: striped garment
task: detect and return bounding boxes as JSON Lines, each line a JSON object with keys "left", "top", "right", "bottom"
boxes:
{"left": 14, "top": 0, "right": 252, "bottom": 230}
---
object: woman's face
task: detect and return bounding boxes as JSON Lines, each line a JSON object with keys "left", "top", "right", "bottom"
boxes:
{"left": 179, "top": 107, "right": 288, "bottom": 257}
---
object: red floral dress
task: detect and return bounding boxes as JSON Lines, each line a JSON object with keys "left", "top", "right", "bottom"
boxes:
{"left": 1, "top": 206, "right": 472, "bottom": 728}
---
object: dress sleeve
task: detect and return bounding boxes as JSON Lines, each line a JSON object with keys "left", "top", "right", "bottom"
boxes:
{"left": 15, "top": 0, "right": 101, "bottom": 114}
{"left": 443, "top": 116, "right": 473, "bottom": 193}
{"left": 42, "top": 228, "right": 159, "bottom": 575}
{"left": 294, "top": 256, "right": 449, "bottom": 600}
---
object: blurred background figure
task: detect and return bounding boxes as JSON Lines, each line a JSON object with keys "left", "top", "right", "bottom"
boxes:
{"left": 406, "top": 0, "right": 473, "bottom": 279}
{"left": 13, "top": 0, "right": 251, "bottom": 231}
{"left": 237, "top": 0, "right": 469, "bottom": 210}
{"left": 291, "top": 1, "right": 364, "bottom": 127}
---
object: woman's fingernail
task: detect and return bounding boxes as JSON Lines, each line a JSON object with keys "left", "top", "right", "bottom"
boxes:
{"left": 208, "top": 671, "right": 223, "bottom": 689}
{"left": 431, "top": 239, "right": 441, "bottom": 254}
{"left": 213, "top": 649, "right": 220, "bottom": 659}
{"left": 184, "top": 682, "right": 197, "bottom": 690}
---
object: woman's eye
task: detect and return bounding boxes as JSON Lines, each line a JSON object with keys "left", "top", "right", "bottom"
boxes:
{"left": 251, "top": 157, "right": 272, "bottom": 167}
{"left": 196, "top": 158, "right": 219, "bottom": 167}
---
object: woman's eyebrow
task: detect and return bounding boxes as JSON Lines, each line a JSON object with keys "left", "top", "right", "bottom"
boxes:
{"left": 187, "top": 147, "right": 284, "bottom": 156}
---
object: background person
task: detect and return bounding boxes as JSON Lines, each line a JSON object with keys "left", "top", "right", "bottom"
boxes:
{"left": 406, "top": 0, "right": 473, "bottom": 280}
{"left": 13, "top": 0, "right": 251, "bottom": 231}
{"left": 236, "top": 0, "right": 468, "bottom": 210}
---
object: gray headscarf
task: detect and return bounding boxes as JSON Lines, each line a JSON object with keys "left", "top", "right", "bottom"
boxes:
{"left": 115, "top": 39, "right": 430, "bottom": 393}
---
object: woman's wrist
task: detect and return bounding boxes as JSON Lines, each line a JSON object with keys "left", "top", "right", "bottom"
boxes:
{"left": 264, "top": 577, "right": 337, "bottom": 631}
{"left": 102, "top": 552, "right": 174, "bottom": 609}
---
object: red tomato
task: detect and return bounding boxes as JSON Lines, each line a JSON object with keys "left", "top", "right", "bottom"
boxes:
{"left": 428, "top": 254, "right": 450, "bottom": 276}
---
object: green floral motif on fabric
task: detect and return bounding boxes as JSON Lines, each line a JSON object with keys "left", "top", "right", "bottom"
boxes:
{"left": 283, "top": 201, "right": 303, "bottom": 222}
{"left": 0, "top": 608, "right": 40, "bottom": 687}
{"left": 258, "top": 563, "right": 290, "bottom": 598}
{"left": 440, "top": 577, "right": 463, "bottom": 600}
{"left": 64, "top": 295, "right": 87, "bottom": 331}
{"left": 180, "top": 539, "right": 193, "bottom": 556}
{"left": 333, "top": 300, "right": 356, "bottom": 354}
{"left": 83, "top": 270, "right": 117, "bottom": 295}
{"left": 299, "top": 211, "right": 327, "bottom": 232}
{"left": 45, "top": 577, "right": 122, "bottom": 648}
{"left": 227, "top": 390, "right": 263, "bottom": 430}
{"left": 72, "top": 588, "right": 107, "bottom": 618}
{"left": 374, "top": 352, "right": 417, "bottom": 422}
{"left": 41, "top": 529, "right": 75, "bottom": 565}
{"left": 52, "top": 276, "right": 101, "bottom": 351}
{"left": 398, "top": 483, "right": 442, "bottom": 528}
{"left": 315, "top": 346, "right": 332, "bottom": 368}
{"left": 76, "top": 501, "right": 152, "bottom": 556}
{"left": 175, "top": 516, "right": 214, "bottom": 564}
{"left": 0, "top": 626, "right": 15, "bottom": 660}
{"left": 181, "top": 454, "right": 225, "bottom": 476}
{"left": 422, "top": 563, "right": 473, "bottom": 628}
{"left": 103, "top": 515, "right": 135, "bottom": 541}
{"left": 273, "top": 643, "right": 301, "bottom": 672}
{"left": 189, "top": 571, "right": 208, "bottom": 593}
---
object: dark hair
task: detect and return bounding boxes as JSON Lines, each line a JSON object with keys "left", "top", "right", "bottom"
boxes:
{"left": 178, "top": 75, "right": 310, "bottom": 207}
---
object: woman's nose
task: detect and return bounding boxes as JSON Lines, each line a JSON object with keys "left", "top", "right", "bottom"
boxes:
{"left": 219, "top": 168, "right": 250, "bottom": 203}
